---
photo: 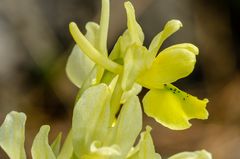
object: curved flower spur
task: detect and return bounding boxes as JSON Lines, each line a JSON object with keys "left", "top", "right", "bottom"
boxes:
{"left": 0, "top": 0, "right": 212, "bottom": 159}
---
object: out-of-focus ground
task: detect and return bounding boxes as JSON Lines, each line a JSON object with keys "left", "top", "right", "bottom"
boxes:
{"left": 0, "top": 0, "right": 240, "bottom": 158}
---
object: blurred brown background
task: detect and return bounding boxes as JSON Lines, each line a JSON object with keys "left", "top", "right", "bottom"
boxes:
{"left": 0, "top": 0, "right": 240, "bottom": 158}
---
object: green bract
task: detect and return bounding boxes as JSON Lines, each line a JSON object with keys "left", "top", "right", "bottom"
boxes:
{"left": 0, "top": 0, "right": 212, "bottom": 158}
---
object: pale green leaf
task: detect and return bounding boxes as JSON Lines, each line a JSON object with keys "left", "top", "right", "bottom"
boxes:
{"left": 31, "top": 125, "right": 56, "bottom": 159}
{"left": 168, "top": 150, "right": 212, "bottom": 159}
{"left": 0, "top": 111, "right": 26, "bottom": 159}
{"left": 72, "top": 84, "right": 111, "bottom": 157}
{"left": 143, "top": 84, "right": 209, "bottom": 130}
{"left": 138, "top": 43, "right": 198, "bottom": 89}
{"left": 51, "top": 132, "right": 62, "bottom": 157}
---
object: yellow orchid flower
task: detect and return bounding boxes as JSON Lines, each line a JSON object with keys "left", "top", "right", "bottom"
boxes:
{"left": 68, "top": 1, "right": 209, "bottom": 130}
{"left": 0, "top": 0, "right": 212, "bottom": 158}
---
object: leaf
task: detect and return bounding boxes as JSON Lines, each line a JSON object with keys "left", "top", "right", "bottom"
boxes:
{"left": 168, "top": 150, "right": 212, "bottom": 159}
{"left": 127, "top": 126, "right": 161, "bottom": 159}
{"left": 143, "top": 84, "right": 209, "bottom": 130}
{"left": 31, "top": 125, "right": 56, "bottom": 159}
{"left": 72, "top": 84, "right": 111, "bottom": 157}
{"left": 138, "top": 43, "right": 198, "bottom": 89}
{"left": 51, "top": 132, "right": 62, "bottom": 157}
{"left": 0, "top": 111, "right": 26, "bottom": 159}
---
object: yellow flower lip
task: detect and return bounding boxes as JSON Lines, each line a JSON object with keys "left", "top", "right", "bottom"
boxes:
{"left": 143, "top": 84, "right": 209, "bottom": 130}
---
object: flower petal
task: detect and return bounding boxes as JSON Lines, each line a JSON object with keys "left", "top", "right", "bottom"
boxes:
{"left": 127, "top": 126, "right": 161, "bottom": 159}
{"left": 138, "top": 43, "right": 198, "bottom": 89}
{"left": 109, "top": 1, "right": 144, "bottom": 61}
{"left": 142, "top": 84, "right": 209, "bottom": 130}
{"left": 90, "top": 140, "right": 121, "bottom": 157}
{"left": 168, "top": 150, "right": 212, "bottom": 159}
{"left": 124, "top": 1, "right": 144, "bottom": 44}
{"left": 69, "top": 22, "right": 122, "bottom": 75}
{"left": 66, "top": 44, "right": 95, "bottom": 88}
{"left": 0, "top": 111, "right": 26, "bottom": 159}
{"left": 51, "top": 132, "right": 62, "bottom": 157}
{"left": 149, "top": 20, "right": 182, "bottom": 57}
{"left": 85, "top": 22, "right": 100, "bottom": 48}
{"left": 122, "top": 44, "right": 151, "bottom": 90}
{"left": 57, "top": 130, "right": 73, "bottom": 159}
{"left": 108, "top": 76, "right": 142, "bottom": 104}
{"left": 121, "top": 83, "right": 142, "bottom": 104}
{"left": 98, "top": 0, "right": 110, "bottom": 55}
{"left": 72, "top": 84, "right": 111, "bottom": 157}
{"left": 31, "top": 125, "right": 56, "bottom": 159}
{"left": 66, "top": 22, "right": 101, "bottom": 88}
{"left": 109, "top": 95, "right": 142, "bottom": 157}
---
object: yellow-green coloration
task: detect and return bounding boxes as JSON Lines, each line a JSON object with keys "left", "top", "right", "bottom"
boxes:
{"left": 138, "top": 44, "right": 198, "bottom": 89}
{"left": 31, "top": 126, "right": 56, "bottom": 159}
{"left": 0, "top": 0, "right": 212, "bottom": 159}
{"left": 68, "top": 0, "right": 208, "bottom": 130}
{"left": 168, "top": 150, "right": 212, "bottom": 159}
{"left": 143, "top": 84, "right": 209, "bottom": 130}
{"left": 0, "top": 112, "right": 26, "bottom": 159}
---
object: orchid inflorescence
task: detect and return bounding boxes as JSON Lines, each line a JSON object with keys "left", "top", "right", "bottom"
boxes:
{"left": 0, "top": 0, "right": 212, "bottom": 158}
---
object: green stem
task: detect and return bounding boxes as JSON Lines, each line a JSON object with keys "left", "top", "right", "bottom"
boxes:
{"left": 99, "top": 0, "right": 109, "bottom": 55}
{"left": 110, "top": 75, "right": 123, "bottom": 122}
{"left": 96, "top": 0, "right": 110, "bottom": 83}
